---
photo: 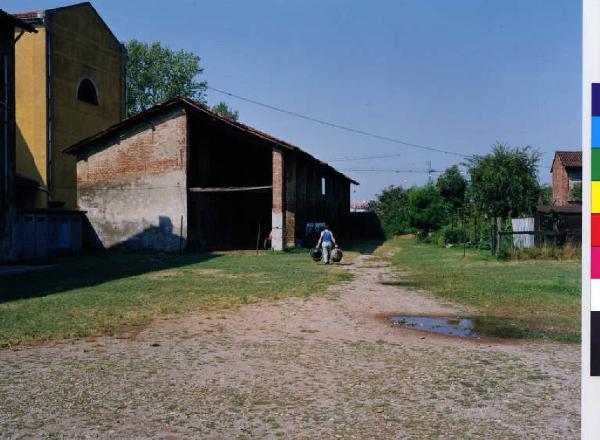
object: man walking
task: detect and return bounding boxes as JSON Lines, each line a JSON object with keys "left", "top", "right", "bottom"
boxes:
{"left": 316, "top": 224, "right": 338, "bottom": 264}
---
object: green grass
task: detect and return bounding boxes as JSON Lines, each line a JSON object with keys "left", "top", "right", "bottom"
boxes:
{"left": 381, "top": 238, "right": 581, "bottom": 342}
{"left": 0, "top": 247, "right": 356, "bottom": 347}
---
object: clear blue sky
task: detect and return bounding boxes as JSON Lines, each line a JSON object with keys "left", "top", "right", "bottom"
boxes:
{"left": 7, "top": 0, "right": 581, "bottom": 200}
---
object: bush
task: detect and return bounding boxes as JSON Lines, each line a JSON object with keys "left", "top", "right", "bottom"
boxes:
{"left": 372, "top": 186, "right": 411, "bottom": 238}
{"left": 437, "top": 224, "right": 464, "bottom": 245}
{"left": 406, "top": 184, "right": 448, "bottom": 236}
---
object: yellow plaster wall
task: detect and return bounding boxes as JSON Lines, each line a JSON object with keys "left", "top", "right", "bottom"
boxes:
{"left": 15, "top": 26, "right": 47, "bottom": 207}
{"left": 50, "top": 5, "right": 126, "bottom": 208}
{"left": 14, "top": 4, "right": 125, "bottom": 209}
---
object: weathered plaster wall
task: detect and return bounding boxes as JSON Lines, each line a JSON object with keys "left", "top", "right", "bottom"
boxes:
{"left": 14, "top": 4, "right": 126, "bottom": 209}
{"left": 76, "top": 110, "right": 187, "bottom": 251}
{"left": 14, "top": 25, "right": 47, "bottom": 207}
{"left": 50, "top": 4, "right": 126, "bottom": 208}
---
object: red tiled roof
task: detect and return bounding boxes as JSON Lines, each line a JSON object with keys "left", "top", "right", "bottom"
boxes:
{"left": 553, "top": 151, "right": 582, "bottom": 169}
{"left": 12, "top": 11, "right": 42, "bottom": 20}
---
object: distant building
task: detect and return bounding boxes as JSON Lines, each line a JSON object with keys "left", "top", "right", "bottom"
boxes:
{"left": 351, "top": 200, "right": 370, "bottom": 212}
{"left": 533, "top": 150, "right": 582, "bottom": 243}
{"left": 0, "top": 10, "right": 36, "bottom": 261}
{"left": 13, "top": 2, "right": 126, "bottom": 209}
{"left": 551, "top": 151, "right": 582, "bottom": 206}
{"left": 65, "top": 97, "right": 357, "bottom": 251}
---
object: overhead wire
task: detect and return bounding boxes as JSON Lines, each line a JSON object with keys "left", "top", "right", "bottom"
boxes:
{"left": 207, "top": 85, "right": 469, "bottom": 158}
{"left": 207, "top": 85, "right": 555, "bottom": 171}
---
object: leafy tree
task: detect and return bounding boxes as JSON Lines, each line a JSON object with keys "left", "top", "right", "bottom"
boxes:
{"left": 538, "top": 184, "right": 553, "bottom": 205}
{"left": 467, "top": 143, "right": 541, "bottom": 219}
{"left": 569, "top": 182, "right": 582, "bottom": 203}
{"left": 126, "top": 40, "right": 207, "bottom": 115}
{"left": 406, "top": 184, "right": 448, "bottom": 236}
{"left": 436, "top": 165, "right": 467, "bottom": 213}
{"left": 372, "top": 186, "right": 410, "bottom": 237}
{"left": 211, "top": 101, "right": 239, "bottom": 121}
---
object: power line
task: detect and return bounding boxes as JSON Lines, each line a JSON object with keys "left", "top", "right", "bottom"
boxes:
{"left": 207, "top": 86, "right": 556, "bottom": 170}
{"left": 207, "top": 85, "right": 470, "bottom": 158}
{"left": 326, "top": 153, "right": 406, "bottom": 162}
{"left": 340, "top": 169, "right": 444, "bottom": 174}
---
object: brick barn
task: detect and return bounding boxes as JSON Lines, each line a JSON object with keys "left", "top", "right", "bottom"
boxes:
{"left": 551, "top": 150, "right": 582, "bottom": 206}
{"left": 65, "top": 97, "right": 357, "bottom": 251}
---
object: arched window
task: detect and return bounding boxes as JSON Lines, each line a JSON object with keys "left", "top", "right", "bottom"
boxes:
{"left": 77, "top": 78, "right": 99, "bottom": 105}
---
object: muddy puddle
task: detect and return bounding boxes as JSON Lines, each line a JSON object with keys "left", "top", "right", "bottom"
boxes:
{"left": 389, "top": 316, "right": 528, "bottom": 339}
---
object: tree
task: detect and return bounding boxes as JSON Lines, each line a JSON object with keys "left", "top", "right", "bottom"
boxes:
{"left": 436, "top": 165, "right": 467, "bottom": 213}
{"left": 126, "top": 40, "right": 207, "bottom": 115}
{"left": 211, "top": 101, "right": 239, "bottom": 121}
{"left": 569, "top": 182, "right": 582, "bottom": 203}
{"left": 406, "top": 184, "right": 448, "bottom": 236}
{"left": 372, "top": 186, "right": 410, "bottom": 237}
{"left": 538, "top": 184, "right": 553, "bottom": 206}
{"left": 467, "top": 143, "right": 540, "bottom": 219}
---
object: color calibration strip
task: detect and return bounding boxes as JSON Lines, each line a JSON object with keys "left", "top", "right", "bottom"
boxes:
{"left": 592, "top": 83, "right": 600, "bottom": 376}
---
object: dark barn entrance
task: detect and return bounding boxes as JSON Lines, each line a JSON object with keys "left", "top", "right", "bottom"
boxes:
{"left": 186, "top": 112, "right": 273, "bottom": 249}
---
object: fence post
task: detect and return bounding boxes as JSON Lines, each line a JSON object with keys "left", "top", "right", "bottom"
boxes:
{"left": 491, "top": 219, "right": 497, "bottom": 256}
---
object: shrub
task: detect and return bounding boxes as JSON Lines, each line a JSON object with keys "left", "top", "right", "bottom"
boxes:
{"left": 406, "top": 184, "right": 448, "bottom": 236}
{"left": 372, "top": 186, "right": 410, "bottom": 238}
{"left": 437, "top": 224, "right": 464, "bottom": 245}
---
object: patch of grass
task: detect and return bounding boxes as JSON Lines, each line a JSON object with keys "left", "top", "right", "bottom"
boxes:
{"left": 380, "top": 238, "right": 581, "bottom": 342}
{"left": 470, "top": 316, "right": 529, "bottom": 339}
{"left": 0, "top": 247, "right": 356, "bottom": 347}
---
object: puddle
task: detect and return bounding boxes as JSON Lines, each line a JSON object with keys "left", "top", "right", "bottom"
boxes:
{"left": 389, "top": 316, "right": 528, "bottom": 339}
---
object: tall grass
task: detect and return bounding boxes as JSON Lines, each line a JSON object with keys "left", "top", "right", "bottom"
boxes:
{"left": 504, "top": 242, "right": 581, "bottom": 261}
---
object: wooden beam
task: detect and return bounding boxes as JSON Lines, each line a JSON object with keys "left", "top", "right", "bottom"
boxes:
{"left": 188, "top": 185, "right": 272, "bottom": 193}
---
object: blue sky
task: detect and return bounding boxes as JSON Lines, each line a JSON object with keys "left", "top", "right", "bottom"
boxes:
{"left": 7, "top": 0, "right": 581, "bottom": 200}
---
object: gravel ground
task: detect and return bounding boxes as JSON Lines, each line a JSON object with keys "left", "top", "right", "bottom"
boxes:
{"left": 0, "top": 255, "right": 580, "bottom": 439}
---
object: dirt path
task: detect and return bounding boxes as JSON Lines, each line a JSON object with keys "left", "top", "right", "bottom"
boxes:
{"left": 0, "top": 254, "right": 579, "bottom": 439}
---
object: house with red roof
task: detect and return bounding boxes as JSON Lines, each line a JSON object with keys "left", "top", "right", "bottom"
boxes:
{"left": 551, "top": 151, "right": 582, "bottom": 206}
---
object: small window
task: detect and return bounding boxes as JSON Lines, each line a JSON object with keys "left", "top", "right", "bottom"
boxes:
{"left": 321, "top": 177, "right": 326, "bottom": 196}
{"left": 77, "top": 78, "right": 99, "bottom": 105}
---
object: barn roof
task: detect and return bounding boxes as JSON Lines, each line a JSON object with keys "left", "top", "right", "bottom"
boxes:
{"left": 64, "top": 96, "right": 359, "bottom": 185}
{"left": 552, "top": 151, "right": 582, "bottom": 170}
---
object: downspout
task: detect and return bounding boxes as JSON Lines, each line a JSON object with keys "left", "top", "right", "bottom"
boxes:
{"left": 45, "top": 11, "right": 53, "bottom": 204}
{"left": 3, "top": 51, "right": 8, "bottom": 209}
{"left": 122, "top": 43, "right": 128, "bottom": 119}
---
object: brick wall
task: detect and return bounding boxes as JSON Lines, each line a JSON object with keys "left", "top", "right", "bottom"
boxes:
{"left": 271, "top": 147, "right": 284, "bottom": 250}
{"left": 552, "top": 157, "right": 569, "bottom": 206}
{"left": 76, "top": 109, "right": 188, "bottom": 251}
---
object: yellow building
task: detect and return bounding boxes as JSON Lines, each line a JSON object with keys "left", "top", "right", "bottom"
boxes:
{"left": 14, "top": 2, "right": 126, "bottom": 209}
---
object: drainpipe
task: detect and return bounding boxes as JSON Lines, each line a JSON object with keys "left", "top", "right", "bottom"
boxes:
{"left": 3, "top": 51, "right": 8, "bottom": 209}
{"left": 45, "top": 12, "right": 53, "bottom": 204}
{"left": 122, "top": 43, "right": 128, "bottom": 119}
